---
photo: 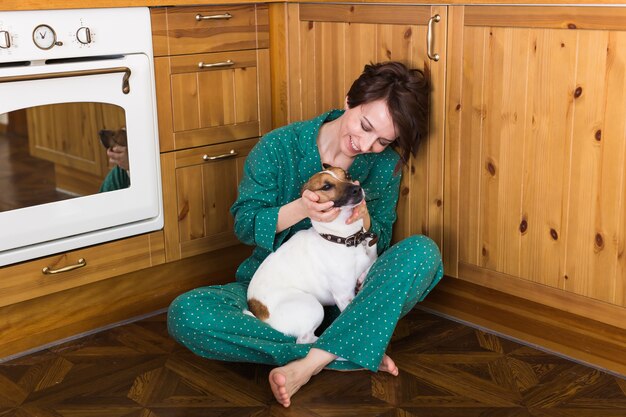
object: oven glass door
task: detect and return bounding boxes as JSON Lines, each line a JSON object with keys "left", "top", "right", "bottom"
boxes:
{"left": 0, "top": 54, "right": 162, "bottom": 265}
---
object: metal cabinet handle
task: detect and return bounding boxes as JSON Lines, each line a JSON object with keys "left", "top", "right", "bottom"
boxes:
{"left": 427, "top": 14, "right": 441, "bottom": 62}
{"left": 42, "top": 258, "right": 86, "bottom": 275}
{"left": 195, "top": 12, "right": 232, "bottom": 21}
{"left": 198, "top": 60, "right": 234, "bottom": 69}
{"left": 203, "top": 149, "right": 238, "bottom": 161}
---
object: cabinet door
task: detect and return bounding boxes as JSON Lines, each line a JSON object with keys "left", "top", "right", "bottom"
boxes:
{"left": 273, "top": 3, "right": 446, "bottom": 248}
{"left": 155, "top": 49, "right": 271, "bottom": 152}
{"left": 445, "top": 6, "right": 626, "bottom": 308}
{"left": 161, "top": 138, "right": 256, "bottom": 261}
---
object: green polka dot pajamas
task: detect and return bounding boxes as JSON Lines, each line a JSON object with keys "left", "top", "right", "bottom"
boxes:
{"left": 167, "top": 110, "right": 444, "bottom": 371}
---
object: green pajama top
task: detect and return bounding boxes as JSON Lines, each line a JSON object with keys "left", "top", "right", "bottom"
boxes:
{"left": 231, "top": 109, "right": 402, "bottom": 284}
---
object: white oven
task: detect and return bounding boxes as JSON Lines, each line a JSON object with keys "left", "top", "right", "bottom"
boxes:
{"left": 0, "top": 8, "right": 162, "bottom": 266}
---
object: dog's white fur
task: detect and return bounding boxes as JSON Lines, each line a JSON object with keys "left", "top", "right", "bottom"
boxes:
{"left": 245, "top": 169, "right": 377, "bottom": 344}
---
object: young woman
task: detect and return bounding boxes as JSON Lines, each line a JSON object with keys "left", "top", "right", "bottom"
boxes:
{"left": 167, "top": 61, "right": 444, "bottom": 407}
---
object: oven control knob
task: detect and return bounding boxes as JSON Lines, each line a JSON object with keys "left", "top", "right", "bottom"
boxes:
{"left": 76, "top": 27, "right": 92, "bottom": 45}
{"left": 0, "top": 30, "right": 11, "bottom": 49}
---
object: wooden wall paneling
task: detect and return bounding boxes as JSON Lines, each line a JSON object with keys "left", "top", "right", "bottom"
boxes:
{"left": 285, "top": 4, "right": 303, "bottom": 124}
{"left": 424, "top": 5, "right": 446, "bottom": 249}
{"left": 456, "top": 27, "right": 485, "bottom": 267}
{"left": 257, "top": 48, "right": 272, "bottom": 135}
{"left": 447, "top": 5, "right": 626, "bottom": 310}
{"left": 478, "top": 27, "right": 530, "bottom": 276}
{"left": 565, "top": 31, "right": 626, "bottom": 304}
{"left": 619, "top": 157, "right": 626, "bottom": 307}
{"left": 519, "top": 27, "right": 575, "bottom": 288}
{"left": 464, "top": 6, "right": 626, "bottom": 31}
{"left": 268, "top": 3, "right": 289, "bottom": 129}
{"left": 0, "top": 246, "right": 250, "bottom": 360}
{"left": 443, "top": 6, "right": 465, "bottom": 277}
{"left": 299, "top": 18, "right": 316, "bottom": 122}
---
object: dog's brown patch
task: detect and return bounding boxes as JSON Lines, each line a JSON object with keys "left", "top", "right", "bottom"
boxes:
{"left": 248, "top": 298, "right": 270, "bottom": 321}
{"left": 301, "top": 166, "right": 355, "bottom": 204}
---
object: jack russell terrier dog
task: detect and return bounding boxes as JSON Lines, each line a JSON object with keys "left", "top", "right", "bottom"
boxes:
{"left": 246, "top": 164, "right": 378, "bottom": 344}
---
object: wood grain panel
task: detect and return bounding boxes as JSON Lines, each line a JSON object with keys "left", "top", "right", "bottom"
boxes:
{"left": 256, "top": 48, "right": 272, "bottom": 135}
{"left": 448, "top": 6, "right": 626, "bottom": 309}
{"left": 458, "top": 26, "right": 486, "bottom": 267}
{"left": 161, "top": 139, "right": 257, "bottom": 261}
{"left": 268, "top": 3, "right": 289, "bottom": 129}
{"left": 465, "top": 6, "right": 626, "bottom": 30}
{"left": 163, "top": 5, "right": 265, "bottom": 55}
{"left": 565, "top": 31, "right": 626, "bottom": 304}
{"left": 0, "top": 232, "right": 164, "bottom": 308}
{"left": 0, "top": 246, "right": 249, "bottom": 359}
{"left": 154, "top": 56, "right": 174, "bottom": 152}
{"left": 443, "top": 6, "right": 465, "bottom": 277}
{"left": 150, "top": 7, "right": 169, "bottom": 57}
{"left": 300, "top": 3, "right": 432, "bottom": 25}
{"left": 156, "top": 49, "right": 264, "bottom": 150}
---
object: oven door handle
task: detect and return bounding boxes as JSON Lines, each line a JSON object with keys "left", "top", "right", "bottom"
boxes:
{"left": 0, "top": 66, "right": 132, "bottom": 94}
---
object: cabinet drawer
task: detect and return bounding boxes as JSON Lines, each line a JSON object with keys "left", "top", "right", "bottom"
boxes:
{"left": 155, "top": 48, "right": 271, "bottom": 151}
{"left": 161, "top": 139, "right": 257, "bottom": 261}
{"left": 151, "top": 5, "right": 269, "bottom": 56}
{"left": 0, "top": 231, "right": 165, "bottom": 308}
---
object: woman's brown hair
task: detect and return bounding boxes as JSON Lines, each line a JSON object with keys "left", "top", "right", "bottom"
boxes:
{"left": 346, "top": 61, "right": 430, "bottom": 168}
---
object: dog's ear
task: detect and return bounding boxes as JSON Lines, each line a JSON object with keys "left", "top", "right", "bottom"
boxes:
{"left": 322, "top": 163, "right": 332, "bottom": 170}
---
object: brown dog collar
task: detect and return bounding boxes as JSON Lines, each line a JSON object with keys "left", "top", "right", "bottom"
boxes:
{"left": 318, "top": 228, "right": 378, "bottom": 247}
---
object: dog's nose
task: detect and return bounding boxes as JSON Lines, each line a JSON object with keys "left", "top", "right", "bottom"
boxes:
{"left": 350, "top": 185, "right": 362, "bottom": 195}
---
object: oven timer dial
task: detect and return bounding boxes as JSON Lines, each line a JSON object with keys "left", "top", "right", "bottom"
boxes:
{"left": 33, "top": 24, "right": 62, "bottom": 50}
{"left": 76, "top": 27, "right": 92, "bottom": 45}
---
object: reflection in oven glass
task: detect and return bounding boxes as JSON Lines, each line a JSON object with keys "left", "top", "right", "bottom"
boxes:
{"left": 0, "top": 102, "right": 129, "bottom": 212}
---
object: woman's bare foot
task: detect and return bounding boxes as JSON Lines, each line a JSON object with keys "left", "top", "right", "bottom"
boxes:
{"left": 269, "top": 348, "right": 337, "bottom": 407}
{"left": 379, "top": 354, "right": 399, "bottom": 376}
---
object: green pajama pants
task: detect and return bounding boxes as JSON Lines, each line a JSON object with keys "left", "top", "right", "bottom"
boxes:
{"left": 167, "top": 235, "right": 444, "bottom": 371}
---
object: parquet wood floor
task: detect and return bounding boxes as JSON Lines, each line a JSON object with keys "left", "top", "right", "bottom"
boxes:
{"left": 1, "top": 308, "right": 625, "bottom": 417}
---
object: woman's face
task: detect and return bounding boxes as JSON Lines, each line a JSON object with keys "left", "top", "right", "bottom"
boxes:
{"left": 339, "top": 99, "right": 397, "bottom": 157}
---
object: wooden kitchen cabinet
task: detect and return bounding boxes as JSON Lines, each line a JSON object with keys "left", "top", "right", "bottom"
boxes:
{"left": 271, "top": 3, "right": 447, "bottom": 248}
{"left": 151, "top": 5, "right": 271, "bottom": 261}
{"left": 161, "top": 138, "right": 255, "bottom": 260}
{"left": 443, "top": 6, "right": 626, "bottom": 326}
{"left": 151, "top": 5, "right": 271, "bottom": 153}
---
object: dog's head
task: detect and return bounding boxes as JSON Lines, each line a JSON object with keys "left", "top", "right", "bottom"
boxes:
{"left": 98, "top": 128, "right": 127, "bottom": 149}
{"left": 301, "top": 164, "right": 364, "bottom": 208}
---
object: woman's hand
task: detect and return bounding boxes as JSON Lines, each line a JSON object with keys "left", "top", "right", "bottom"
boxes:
{"left": 107, "top": 145, "right": 129, "bottom": 171}
{"left": 301, "top": 189, "right": 340, "bottom": 223}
